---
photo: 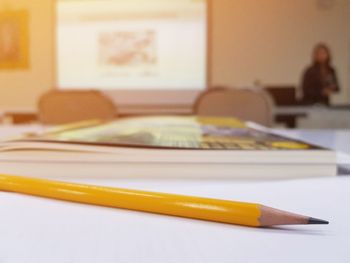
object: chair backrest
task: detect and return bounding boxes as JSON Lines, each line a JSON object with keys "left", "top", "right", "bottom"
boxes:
{"left": 194, "top": 87, "right": 274, "bottom": 126}
{"left": 38, "top": 90, "right": 117, "bottom": 125}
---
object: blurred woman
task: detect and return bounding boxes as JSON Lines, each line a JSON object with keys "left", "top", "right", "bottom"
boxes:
{"left": 302, "top": 43, "right": 339, "bottom": 105}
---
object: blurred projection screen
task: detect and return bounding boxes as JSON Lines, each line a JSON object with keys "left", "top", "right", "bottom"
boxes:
{"left": 56, "top": 0, "right": 208, "bottom": 93}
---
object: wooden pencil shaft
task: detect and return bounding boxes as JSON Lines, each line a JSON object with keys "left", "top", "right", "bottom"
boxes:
{"left": 0, "top": 174, "right": 260, "bottom": 226}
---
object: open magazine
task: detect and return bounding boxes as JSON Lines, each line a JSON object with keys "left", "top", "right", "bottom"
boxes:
{"left": 0, "top": 116, "right": 336, "bottom": 179}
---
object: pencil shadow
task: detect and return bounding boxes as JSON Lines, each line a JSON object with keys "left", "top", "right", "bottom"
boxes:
{"left": 252, "top": 225, "right": 330, "bottom": 236}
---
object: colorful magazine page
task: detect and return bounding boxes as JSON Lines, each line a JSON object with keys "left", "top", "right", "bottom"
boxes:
{"left": 18, "top": 116, "right": 321, "bottom": 151}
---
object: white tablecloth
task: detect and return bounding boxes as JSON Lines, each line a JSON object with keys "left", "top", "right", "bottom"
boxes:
{"left": 0, "top": 125, "right": 349, "bottom": 263}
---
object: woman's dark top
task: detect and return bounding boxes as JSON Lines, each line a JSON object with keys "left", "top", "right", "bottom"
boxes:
{"left": 302, "top": 64, "right": 339, "bottom": 105}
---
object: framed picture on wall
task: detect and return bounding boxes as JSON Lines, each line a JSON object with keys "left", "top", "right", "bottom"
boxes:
{"left": 0, "top": 9, "right": 30, "bottom": 70}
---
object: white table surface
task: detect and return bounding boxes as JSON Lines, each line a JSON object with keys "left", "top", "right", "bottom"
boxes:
{"left": 0, "top": 125, "right": 350, "bottom": 263}
{"left": 274, "top": 106, "right": 350, "bottom": 129}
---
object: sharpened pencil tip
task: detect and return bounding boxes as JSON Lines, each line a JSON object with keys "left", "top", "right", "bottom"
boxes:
{"left": 308, "top": 217, "right": 329, "bottom": 225}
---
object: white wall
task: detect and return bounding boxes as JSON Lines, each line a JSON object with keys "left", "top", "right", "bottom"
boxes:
{"left": 212, "top": 0, "right": 350, "bottom": 103}
{"left": 0, "top": 0, "right": 54, "bottom": 110}
{"left": 0, "top": 0, "right": 349, "bottom": 110}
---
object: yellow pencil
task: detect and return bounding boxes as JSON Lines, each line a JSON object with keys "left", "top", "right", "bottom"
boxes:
{"left": 0, "top": 174, "right": 328, "bottom": 227}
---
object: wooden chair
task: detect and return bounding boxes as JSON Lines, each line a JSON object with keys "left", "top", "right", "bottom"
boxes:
{"left": 38, "top": 90, "right": 117, "bottom": 125}
{"left": 194, "top": 87, "right": 274, "bottom": 126}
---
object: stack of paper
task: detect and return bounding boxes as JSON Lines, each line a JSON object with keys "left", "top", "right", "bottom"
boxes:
{"left": 0, "top": 116, "right": 336, "bottom": 179}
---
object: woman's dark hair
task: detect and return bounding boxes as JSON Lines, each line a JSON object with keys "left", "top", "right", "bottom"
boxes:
{"left": 312, "top": 43, "right": 332, "bottom": 66}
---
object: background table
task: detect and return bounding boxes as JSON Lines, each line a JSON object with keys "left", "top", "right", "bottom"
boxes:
{"left": 0, "top": 126, "right": 349, "bottom": 263}
{"left": 275, "top": 106, "right": 350, "bottom": 129}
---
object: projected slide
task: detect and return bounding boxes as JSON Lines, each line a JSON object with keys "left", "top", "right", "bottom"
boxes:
{"left": 57, "top": 0, "right": 207, "bottom": 90}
